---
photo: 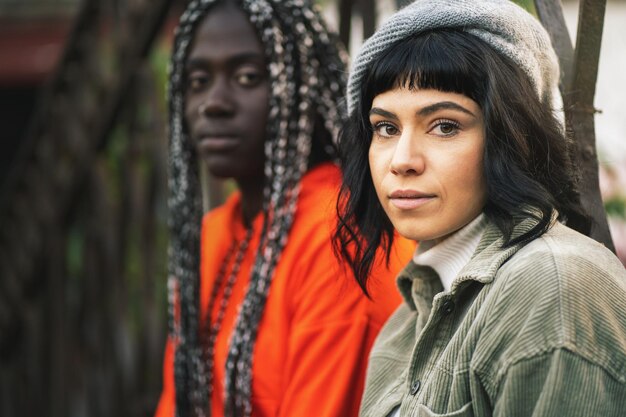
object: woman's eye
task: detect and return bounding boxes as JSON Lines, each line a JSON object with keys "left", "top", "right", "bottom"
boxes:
{"left": 235, "top": 69, "right": 263, "bottom": 87}
{"left": 431, "top": 120, "right": 460, "bottom": 137}
{"left": 373, "top": 122, "right": 399, "bottom": 138}
{"left": 186, "top": 72, "right": 209, "bottom": 92}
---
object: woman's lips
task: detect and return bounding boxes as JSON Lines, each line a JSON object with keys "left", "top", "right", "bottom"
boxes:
{"left": 197, "top": 135, "right": 239, "bottom": 152}
{"left": 388, "top": 190, "right": 435, "bottom": 210}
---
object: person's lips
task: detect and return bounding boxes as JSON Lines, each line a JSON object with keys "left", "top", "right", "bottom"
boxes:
{"left": 196, "top": 134, "right": 239, "bottom": 152}
{"left": 388, "top": 189, "right": 436, "bottom": 210}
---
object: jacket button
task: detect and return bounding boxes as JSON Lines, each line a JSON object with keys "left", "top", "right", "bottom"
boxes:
{"left": 442, "top": 300, "right": 455, "bottom": 315}
{"left": 410, "top": 380, "right": 421, "bottom": 395}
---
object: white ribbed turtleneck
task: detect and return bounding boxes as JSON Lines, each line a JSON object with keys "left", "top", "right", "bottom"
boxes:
{"left": 413, "top": 214, "right": 487, "bottom": 292}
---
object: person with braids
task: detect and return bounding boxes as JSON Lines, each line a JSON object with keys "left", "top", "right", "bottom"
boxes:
{"left": 335, "top": 0, "right": 626, "bottom": 416}
{"left": 156, "top": 1, "right": 415, "bottom": 417}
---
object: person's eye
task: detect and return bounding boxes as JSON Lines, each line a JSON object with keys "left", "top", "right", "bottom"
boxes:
{"left": 235, "top": 67, "right": 264, "bottom": 87}
{"left": 186, "top": 71, "right": 210, "bottom": 92}
{"left": 430, "top": 119, "right": 460, "bottom": 137}
{"left": 372, "top": 121, "right": 400, "bottom": 138}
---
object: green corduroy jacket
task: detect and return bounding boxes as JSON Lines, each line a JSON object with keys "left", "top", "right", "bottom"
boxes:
{"left": 360, "top": 217, "right": 626, "bottom": 417}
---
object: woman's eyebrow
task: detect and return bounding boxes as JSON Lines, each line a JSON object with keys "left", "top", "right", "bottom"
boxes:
{"left": 369, "top": 107, "right": 398, "bottom": 120}
{"left": 418, "top": 101, "right": 476, "bottom": 117}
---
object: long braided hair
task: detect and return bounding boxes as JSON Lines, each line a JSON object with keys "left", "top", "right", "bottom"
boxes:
{"left": 166, "top": 1, "right": 348, "bottom": 416}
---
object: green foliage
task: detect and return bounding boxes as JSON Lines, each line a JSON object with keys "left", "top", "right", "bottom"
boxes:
{"left": 149, "top": 41, "right": 171, "bottom": 112}
{"left": 513, "top": 0, "right": 536, "bottom": 14}
{"left": 606, "top": 196, "right": 626, "bottom": 219}
{"left": 66, "top": 224, "right": 84, "bottom": 279}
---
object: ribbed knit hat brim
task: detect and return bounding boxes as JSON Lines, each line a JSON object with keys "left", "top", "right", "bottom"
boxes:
{"left": 347, "top": 0, "right": 559, "bottom": 114}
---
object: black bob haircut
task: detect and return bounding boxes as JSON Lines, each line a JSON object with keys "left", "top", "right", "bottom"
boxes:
{"left": 334, "top": 30, "right": 591, "bottom": 294}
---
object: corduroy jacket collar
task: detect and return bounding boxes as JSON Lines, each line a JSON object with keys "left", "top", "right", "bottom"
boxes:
{"left": 396, "top": 214, "right": 550, "bottom": 311}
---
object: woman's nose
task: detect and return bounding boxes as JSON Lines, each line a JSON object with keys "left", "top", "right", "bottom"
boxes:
{"left": 198, "top": 76, "right": 235, "bottom": 117}
{"left": 389, "top": 132, "right": 425, "bottom": 176}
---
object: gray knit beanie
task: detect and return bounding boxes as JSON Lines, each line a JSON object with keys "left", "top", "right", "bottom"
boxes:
{"left": 347, "top": 0, "right": 560, "bottom": 114}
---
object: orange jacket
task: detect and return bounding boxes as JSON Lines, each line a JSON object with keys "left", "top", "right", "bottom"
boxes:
{"left": 155, "top": 163, "right": 415, "bottom": 417}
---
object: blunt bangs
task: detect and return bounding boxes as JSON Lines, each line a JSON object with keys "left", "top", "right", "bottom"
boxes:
{"left": 360, "top": 30, "right": 491, "bottom": 116}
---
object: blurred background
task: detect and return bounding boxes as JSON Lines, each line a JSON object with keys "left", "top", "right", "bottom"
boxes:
{"left": 0, "top": 0, "right": 624, "bottom": 416}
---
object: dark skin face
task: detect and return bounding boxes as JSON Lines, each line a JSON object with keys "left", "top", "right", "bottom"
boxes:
{"left": 185, "top": 2, "right": 269, "bottom": 224}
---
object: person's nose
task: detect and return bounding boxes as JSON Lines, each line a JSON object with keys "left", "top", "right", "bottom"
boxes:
{"left": 389, "top": 131, "right": 425, "bottom": 176}
{"left": 198, "top": 75, "right": 235, "bottom": 117}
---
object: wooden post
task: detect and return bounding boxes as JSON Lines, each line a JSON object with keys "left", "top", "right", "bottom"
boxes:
{"left": 535, "top": 0, "right": 615, "bottom": 252}
{"left": 360, "top": 0, "right": 377, "bottom": 40}
{"left": 338, "top": 0, "right": 353, "bottom": 51}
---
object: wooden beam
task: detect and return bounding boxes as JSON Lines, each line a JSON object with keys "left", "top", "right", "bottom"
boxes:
{"left": 535, "top": 0, "right": 614, "bottom": 251}
{"left": 338, "top": 0, "right": 353, "bottom": 50}
{"left": 533, "top": 0, "right": 575, "bottom": 91}
{"left": 566, "top": 0, "right": 613, "bottom": 251}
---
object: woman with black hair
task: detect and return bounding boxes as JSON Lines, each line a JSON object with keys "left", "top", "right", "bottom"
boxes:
{"left": 156, "top": 1, "right": 414, "bottom": 417}
{"left": 335, "top": 0, "right": 626, "bottom": 416}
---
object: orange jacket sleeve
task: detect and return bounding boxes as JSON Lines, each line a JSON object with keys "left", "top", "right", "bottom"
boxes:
{"left": 274, "top": 235, "right": 407, "bottom": 417}
{"left": 154, "top": 337, "right": 175, "bottom": 417}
